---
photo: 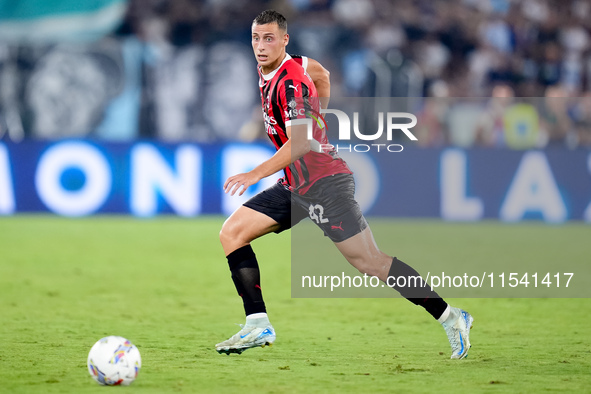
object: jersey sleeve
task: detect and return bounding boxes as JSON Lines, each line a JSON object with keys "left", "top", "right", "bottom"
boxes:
{"left": 290, "top": 55, "right": 309, "bottom": 72}
{"left": 278, "top": 68, "right": 318, "bottom": 128}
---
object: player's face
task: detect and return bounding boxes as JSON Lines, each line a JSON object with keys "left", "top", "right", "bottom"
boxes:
{"left": 252, "top": 22, "right": 289, "bottom": 73}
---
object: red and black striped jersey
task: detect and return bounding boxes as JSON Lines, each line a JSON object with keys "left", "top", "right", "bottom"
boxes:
{"left": 258, "top": 54, "right": 351, "bottom": 194}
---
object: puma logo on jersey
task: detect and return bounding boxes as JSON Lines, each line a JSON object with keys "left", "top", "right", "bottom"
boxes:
{"left": 289, "top": 84, "right": 299, "bottom": 92}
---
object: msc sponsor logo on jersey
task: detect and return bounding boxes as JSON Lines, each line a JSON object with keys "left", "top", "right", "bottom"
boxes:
{"left": 285, "top": 108, "right": 307, "bottom": 119}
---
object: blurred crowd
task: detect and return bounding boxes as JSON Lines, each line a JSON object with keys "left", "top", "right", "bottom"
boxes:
{"left": 119, "top": 0, "right": 591, "bottom": 97}
{"left": 1, "top": 0, "right": 591, "bottom": 148}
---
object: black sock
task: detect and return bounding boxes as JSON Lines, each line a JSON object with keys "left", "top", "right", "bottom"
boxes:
{"left": 226, "top": 245, "right": 266, "bottom": 316}
{"left": 388, "top": 257, "right": 448, "bottom": 320}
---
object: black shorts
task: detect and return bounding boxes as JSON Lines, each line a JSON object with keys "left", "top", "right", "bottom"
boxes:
{"left": 243, "top": 174, "right": 368, "bottom": 242}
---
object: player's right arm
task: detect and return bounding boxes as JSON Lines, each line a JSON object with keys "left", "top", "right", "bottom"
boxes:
{"left": 223, "top": 123, "right": 310, "bottom": 196}
{"left": 306, "top": 58, "right": 330, "bottom": 109}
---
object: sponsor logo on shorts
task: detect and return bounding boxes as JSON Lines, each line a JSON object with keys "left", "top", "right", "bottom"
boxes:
{"left": 331, "top": 221, "right": 344, "bottom": 231}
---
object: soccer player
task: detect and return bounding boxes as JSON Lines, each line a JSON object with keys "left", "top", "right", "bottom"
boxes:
{"left": 215, "top": 10, "right": 474, "bottom": 359}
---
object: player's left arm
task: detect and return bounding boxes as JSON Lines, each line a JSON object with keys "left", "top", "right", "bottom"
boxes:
{"left": 224, "top": 124, "right": 310, "bottom": 196}
{"left": 306, "top": 58, "right": 330, "bottom": 109}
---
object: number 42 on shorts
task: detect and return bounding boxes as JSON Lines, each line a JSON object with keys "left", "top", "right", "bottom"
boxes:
{"left": 309, "top": 204, "right": 329, "bottom": 224}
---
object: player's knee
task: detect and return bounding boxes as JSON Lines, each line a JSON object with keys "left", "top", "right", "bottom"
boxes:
{"left": 219, "top": 219, "right": 240, "bottom": 247}
{"left": 219, "top": 228, "right": 227, "bottom": 245}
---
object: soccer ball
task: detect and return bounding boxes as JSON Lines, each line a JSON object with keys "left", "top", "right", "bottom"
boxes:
{"left": 87, "top": 336, "right": 141, "bottom": 386}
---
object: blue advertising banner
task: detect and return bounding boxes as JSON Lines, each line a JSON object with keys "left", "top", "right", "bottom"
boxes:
{"left": 363, "top": 147, "right": 591, "bottom": 222}
{"left": 0, "top": 140, "right": 590, "bottom": 222}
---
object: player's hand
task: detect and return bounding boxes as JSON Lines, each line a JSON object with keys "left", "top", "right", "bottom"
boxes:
{"left": 224, "top": 172, "right": 261, "bottom": 196}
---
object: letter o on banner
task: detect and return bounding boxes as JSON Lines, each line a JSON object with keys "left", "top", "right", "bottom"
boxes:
{"left": 35, "top": 142, "right": 111, "bottom": 216}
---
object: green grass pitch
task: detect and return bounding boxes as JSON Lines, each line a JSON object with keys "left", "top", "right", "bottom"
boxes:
{"left": 1, "top": 216, "right": 590, "bottom": 393}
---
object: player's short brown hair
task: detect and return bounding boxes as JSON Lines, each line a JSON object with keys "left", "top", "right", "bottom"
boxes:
{"left": 253, "top": 10, "right": 287, "bottom": 31}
